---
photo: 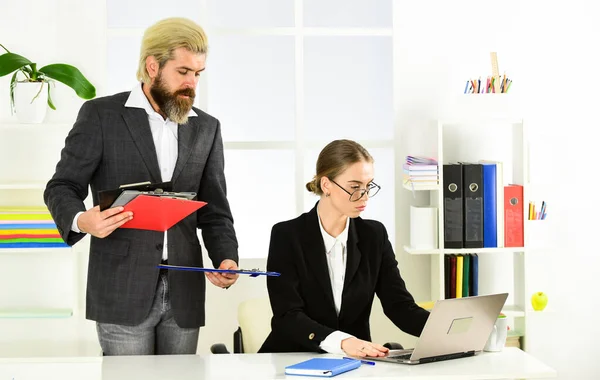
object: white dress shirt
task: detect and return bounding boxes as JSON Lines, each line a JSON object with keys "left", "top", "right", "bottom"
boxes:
{"left": 72, "top": 83, "right": 197, "bottom": 261}
{"left": 316, "top": 207, "right": 355, "bottom": 354}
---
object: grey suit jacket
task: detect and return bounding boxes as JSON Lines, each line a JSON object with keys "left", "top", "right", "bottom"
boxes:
{"left": 44, "top": 91, "right": 238, "bottom": 328}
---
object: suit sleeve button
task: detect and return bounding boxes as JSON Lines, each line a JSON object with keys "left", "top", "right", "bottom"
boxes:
{"left": 308, "top": 333, "right": 315, "bottom": 340}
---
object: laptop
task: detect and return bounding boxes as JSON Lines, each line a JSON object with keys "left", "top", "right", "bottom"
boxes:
{"left": 371, "top": 293, "right": 508, "bottom": 365}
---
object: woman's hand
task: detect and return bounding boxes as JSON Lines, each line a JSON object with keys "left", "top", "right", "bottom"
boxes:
{"left": 341, "top": 337, "right": 388, "bottom": 358}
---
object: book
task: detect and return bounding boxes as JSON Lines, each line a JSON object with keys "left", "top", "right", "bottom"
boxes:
{"left": 462, "top": 254, "right": 470, "bottom": 297}
{"left": 406, "top": 156, "right": 438, "bottom": 165}
{"left": 403, "top": 163, "right": 439, "bottom": 172}
{"left": 284, "top": 358, "right": 361, "bottom": 377}
{"left": 456, "top": 255, "right": 463, "bottom": 298}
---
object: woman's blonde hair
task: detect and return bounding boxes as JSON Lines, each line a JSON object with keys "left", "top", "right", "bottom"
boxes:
{"left": 136, "top": 17, "right": 209, "bottom": 84}
{"left": 306, "top": 139, "right": 374, "bottom": 196}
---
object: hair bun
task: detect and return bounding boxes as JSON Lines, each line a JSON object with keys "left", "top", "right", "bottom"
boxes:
{"left": 305, "top": 178, "right": 318, "bottom": 193}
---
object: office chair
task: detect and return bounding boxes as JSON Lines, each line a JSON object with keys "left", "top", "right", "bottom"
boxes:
{"left": 210, "top": 296, "right": 403, "bottom": 354}
{"left": 211, "top": 296, "right": 272, "bottom": 354}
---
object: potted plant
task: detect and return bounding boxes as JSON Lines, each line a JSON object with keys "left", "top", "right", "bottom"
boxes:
{"left": 0, "top": 43, "right": 96, "bottom": 123}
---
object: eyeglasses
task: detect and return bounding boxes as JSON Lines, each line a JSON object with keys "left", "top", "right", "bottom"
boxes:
{"left": 329, "top": 178, "right": 381, "bottom": 202}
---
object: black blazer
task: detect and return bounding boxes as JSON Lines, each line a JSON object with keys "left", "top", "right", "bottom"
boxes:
{"left": 44, "top": 92, "right": 238, "bottom": 328}
{"left": 259, "top": 203, "right": 429, "bottom": 353}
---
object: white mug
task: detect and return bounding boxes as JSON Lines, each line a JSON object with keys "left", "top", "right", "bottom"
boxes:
{"left": 484, "top": 317, "right": 508, "bottom": 352}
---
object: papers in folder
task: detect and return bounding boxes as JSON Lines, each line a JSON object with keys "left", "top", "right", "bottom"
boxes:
{"left": 157, "top": 264, "right": 281, "bottom": 277}
{"left": 98, "top": 181, "right": 206, "bottom": 231}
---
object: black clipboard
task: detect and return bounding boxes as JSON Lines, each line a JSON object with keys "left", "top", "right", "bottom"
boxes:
{"left": 98, "top": 181, "right": 172, "bottom": 211}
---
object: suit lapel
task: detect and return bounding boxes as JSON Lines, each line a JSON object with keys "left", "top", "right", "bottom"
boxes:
{"left": 303, "top": 205, "right": 336, "bottom": 307}
{"left": 339, "top": 220, "right": 362, "bottom": 320}
{"left": 171, "top": 118, "right": 200, "bottom": 184}
{"left": 123, "top": 108, "right": 162, "bottom": 183}
{"left": 343, "top": 219, "right": 361, "bottom": 287}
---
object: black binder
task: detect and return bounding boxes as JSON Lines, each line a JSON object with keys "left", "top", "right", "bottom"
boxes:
{"left": 443, "top": 164, "right": 463, "bottom": 249}
{"left": 462, "top": 164, "right": 484, "bottom": 248}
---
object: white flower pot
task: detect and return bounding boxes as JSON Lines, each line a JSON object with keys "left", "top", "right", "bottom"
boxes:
{"left": 14, "top": 81, "right": 49, "bottom": 124}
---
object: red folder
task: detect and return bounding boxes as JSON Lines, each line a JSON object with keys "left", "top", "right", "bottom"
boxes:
{"left": 504, "top": 184, "right": 524, "bottom": 247}
{"left": 120, "top": 195, "right": 207, "bottom": 232}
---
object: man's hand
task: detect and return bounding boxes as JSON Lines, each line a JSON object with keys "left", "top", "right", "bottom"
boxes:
{"left": 341, "top": 337, "right": 388, "bottom": 358}
{"left": 206, "top": 259, "right": 239, "bottom": 289}
{"left": 77, "top": 206, "right": 133, "bottom": 238}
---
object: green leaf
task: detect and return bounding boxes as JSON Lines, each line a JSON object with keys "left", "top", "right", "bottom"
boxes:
{"left": 9, "top": 71, "right": 17, "bottom": 114}
{"left": 38, "top": 64, "right": 96, "bottom": 99}
{"left": 0, "top": 52, "right": 32, "bottom": 77}
{"left": 47, "top": 82, "right": 56, "bottom": 110}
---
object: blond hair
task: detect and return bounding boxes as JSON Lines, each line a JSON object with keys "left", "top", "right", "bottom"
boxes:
{"left": 306, "top": 139, "right": 374, "bottom": 196}
{"left": 136, "top": 17, "right": 209, "bottom": 84}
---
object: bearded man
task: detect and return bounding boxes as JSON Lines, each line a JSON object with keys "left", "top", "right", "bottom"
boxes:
{"left": 44, "top": 17, "right": 239, "bottom": 356}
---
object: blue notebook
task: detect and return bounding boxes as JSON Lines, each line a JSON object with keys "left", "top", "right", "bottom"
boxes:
{"left": 285, "top": 358, "right": 361, "bottom": 377}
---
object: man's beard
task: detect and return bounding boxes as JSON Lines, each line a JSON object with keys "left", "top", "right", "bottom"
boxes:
{"left": 150, "top": 72, "right": 195, "bottom": 124}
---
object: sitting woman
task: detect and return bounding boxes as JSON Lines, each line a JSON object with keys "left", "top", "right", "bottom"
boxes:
{"left": 258, "top": 139, "right": 429, "bottom": 358}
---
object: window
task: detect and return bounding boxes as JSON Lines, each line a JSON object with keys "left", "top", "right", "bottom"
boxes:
{"left": 106, "top": 0, "right": 395, "bottom": 258}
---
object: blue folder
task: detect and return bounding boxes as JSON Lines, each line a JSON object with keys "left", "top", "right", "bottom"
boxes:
{"left": 285, "top": 358, "right": 361, "bottom": 377}
{"left": 157, "top": 264, "right": 280, "bottom": 277}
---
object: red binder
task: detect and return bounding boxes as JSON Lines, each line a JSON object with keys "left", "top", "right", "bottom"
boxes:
{"left": 504, "top": 184, "right": 524, "bottom": 247}
{"left": 120, "top": 195, "right": 207, "bottom": 232}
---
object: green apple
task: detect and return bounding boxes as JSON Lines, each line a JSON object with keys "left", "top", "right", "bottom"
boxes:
{"left": 531, "top": 292, "right": 548, "bottom": 311}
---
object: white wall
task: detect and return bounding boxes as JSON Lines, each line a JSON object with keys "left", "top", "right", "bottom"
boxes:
{"left": 1, "top": 0, "right": 599, "bottom": 378}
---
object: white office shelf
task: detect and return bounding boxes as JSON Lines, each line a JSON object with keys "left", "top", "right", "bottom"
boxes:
{"left": 0, "top": 120, "right": 79, "bottom": 340}
{"left": 501, "top": 305, "right": 526, "bottom": 318}
{"left": 0, "top": 307, "right": 73, "bottom": 319}
{"left": 402, "top": 183, "right": 440, "bottom": 191}
{"left": 443, "top": 247, "right": 525, "bottom": 254}
{"left": 402, "top": 116, "right": 540, "bottom": 351}
{"left": 403, "top": 246, "right": 525, "bottom": 255}
{"left": 0, "top": 247, "right": 70, "bottom": 253}
{"left": 437, "top": 117, "right": 524, "bottom": 126}
{"left": 0, "top": 183, "right": 47, "bottom": 190}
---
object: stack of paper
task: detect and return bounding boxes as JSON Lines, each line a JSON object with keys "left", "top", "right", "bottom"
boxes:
{"left": 0, "top": 207, "right": 68, "bottom": 249}
{"left": 404, "top": 156, "right": 439, "bottom": 189}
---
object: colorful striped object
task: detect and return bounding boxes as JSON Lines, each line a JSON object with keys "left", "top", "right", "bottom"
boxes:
{"left": 0, "top": 207, "right": 68, "bottom": 249}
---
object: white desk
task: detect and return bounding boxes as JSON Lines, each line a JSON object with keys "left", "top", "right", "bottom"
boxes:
{"left": 0, "top": 348, "right": 556, "bottom": 380}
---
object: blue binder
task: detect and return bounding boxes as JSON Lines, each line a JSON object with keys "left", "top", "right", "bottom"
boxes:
{"left": 481, "top": 163, "right": 498, "bottom": 247}
{"left": 285, "top": 358, "right": 361, "bottom": 377}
